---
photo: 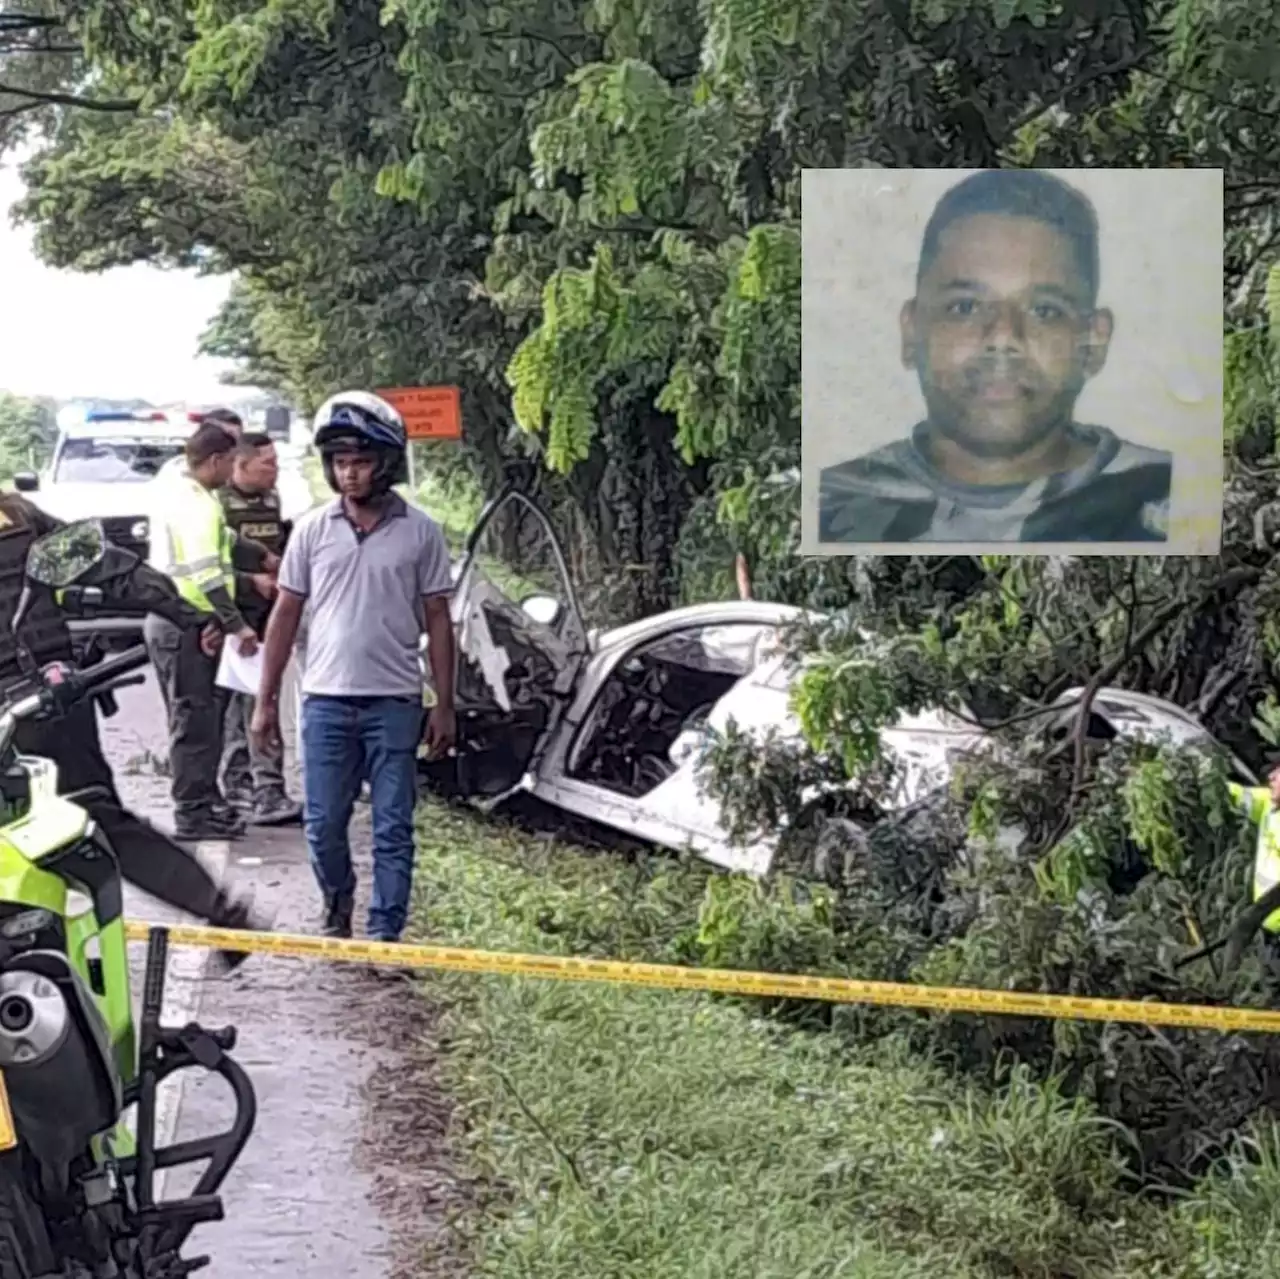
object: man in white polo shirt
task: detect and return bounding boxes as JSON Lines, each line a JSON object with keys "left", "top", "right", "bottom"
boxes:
{"left": 251, "top": 391, "right": 456, "bottom": 941}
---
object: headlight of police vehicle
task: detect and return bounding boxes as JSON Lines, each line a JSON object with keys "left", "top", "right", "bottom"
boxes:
{"left": 130, "top": 519, "right": 149, "bottom": 541}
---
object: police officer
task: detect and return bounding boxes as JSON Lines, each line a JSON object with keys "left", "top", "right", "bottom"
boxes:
{"left": 145, "top": 422, "right": 277, "bottom": 841}
{"left": 218, "top": 432, "right": 302, "bottom": 825}
{"left": 0, "top": 490, "right": 266, "bottom": 970}
{"left": 157, "top": 407, "right": 243, "bottom": 484}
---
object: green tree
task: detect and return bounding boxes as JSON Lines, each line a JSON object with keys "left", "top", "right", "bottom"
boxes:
{"left": 0, "top": 1, "right": 141, "bottom": 153}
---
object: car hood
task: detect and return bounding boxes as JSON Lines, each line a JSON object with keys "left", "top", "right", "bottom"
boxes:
{"left": 31, "top": 482, "right": 159, "bottom": 522}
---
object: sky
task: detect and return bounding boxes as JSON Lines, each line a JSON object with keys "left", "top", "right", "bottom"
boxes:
{"left": 0, "top": 151, "right": 241, "bottom": 405}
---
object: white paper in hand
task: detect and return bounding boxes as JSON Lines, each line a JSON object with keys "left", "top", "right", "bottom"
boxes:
{"left": 215, "top": 641, "right": 264, "bottom": 697}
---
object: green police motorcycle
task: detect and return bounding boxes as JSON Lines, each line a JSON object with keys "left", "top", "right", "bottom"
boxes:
{"left": 0, "top": 518, "right": 256, "bottom": 1277}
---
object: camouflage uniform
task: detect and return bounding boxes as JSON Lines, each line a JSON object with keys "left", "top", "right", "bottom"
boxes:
{"left": 218, "top": 482, "right": 299, "bottom": 822}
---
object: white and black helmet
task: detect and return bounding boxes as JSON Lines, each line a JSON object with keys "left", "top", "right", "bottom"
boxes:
{"left": 313, "top": 390, "right": 408, "bottom": 494}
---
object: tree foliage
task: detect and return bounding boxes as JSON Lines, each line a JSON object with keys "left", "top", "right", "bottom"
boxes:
{"left": 0, "top": 0, "right": 141, "bottom": 152}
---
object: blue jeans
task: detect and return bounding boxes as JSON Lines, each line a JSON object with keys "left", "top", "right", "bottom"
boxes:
{"left": 300, "top": 694, "right": 424, "bottom": 941}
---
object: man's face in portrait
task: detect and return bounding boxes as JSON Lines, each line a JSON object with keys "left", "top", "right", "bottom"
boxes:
{"left": 900, "top": 213, "right": 1114, "bottom": 461}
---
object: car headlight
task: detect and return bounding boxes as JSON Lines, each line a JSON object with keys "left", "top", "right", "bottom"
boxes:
{"left": 129, "top": 519, "right": 149, "bottom": 541}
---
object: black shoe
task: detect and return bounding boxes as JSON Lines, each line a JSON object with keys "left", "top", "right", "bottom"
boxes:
{"left": 223, "top": 786, "right": 255, "bottom": 813}
{"left": 321, "top": 894, "right": 354, "bottom": 939}
{"left": 175, "top": 810, "right": 244, "bottom": 842}
{"left": 251, "top": 794, "right": 304, "bottom": 827}
{"left": 210, "top": 894, "right": 272, "bottom": 974}
{"left": 208, "top": 802, "right": 248, "bottom": 833}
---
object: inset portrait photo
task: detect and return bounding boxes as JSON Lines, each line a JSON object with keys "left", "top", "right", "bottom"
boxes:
{"left": 801, "top": 167, "right": 1224, "bottom": 555}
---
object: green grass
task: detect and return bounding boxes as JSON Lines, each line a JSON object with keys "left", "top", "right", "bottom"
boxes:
{"left": 404, "top": 803, "right": 1280, "bottom": 1279}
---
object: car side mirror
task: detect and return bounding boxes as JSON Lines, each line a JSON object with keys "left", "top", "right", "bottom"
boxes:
{"left": 520, "top": 593, "right": 561, "bottom": 627}
{"left": 13, "top": 472, "right": 38, "bottom": 493}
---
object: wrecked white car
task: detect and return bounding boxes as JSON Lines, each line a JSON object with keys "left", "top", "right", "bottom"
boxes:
{"left": 421, "top": 490, "right": 1257, "bottom": 876}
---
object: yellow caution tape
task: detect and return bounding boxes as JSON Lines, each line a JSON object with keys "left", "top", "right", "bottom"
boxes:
{"left": 124, "top": 920, "right": 1280, "bottom": 1035}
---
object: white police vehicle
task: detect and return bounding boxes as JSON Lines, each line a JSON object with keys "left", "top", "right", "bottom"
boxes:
{"left": 15, "top": 407, "right": 194, "bottom": 642}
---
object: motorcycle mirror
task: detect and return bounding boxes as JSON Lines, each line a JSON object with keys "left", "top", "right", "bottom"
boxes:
{"left": 25, "top": 519, "right": 110, "bottom": 589}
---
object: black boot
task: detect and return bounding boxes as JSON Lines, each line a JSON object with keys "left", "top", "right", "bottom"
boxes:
{"left": 251, "top": 791, "right": 304, "bottom": 827}
{"left": 321, "top": 893, "right": 354, "bottom": 939}
{"left": 175, "top": 805, "right": 245, "bottom": 842}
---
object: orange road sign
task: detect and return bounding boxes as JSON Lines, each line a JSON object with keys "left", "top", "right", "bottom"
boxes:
{"left": 378, "top": 385, "right": 462, "bottom": 441}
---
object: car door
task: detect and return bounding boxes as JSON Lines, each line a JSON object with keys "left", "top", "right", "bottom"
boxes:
{"left": 421, "top": 488, "right": 590, "bottom": 804}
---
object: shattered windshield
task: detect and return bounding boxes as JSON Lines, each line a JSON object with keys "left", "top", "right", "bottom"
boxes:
{"left": 53, "top": 436, "right": 186, "bottom": 483}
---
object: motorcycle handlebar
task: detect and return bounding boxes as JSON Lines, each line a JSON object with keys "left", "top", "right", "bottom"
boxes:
{"left": 62, "top": 643, "right": 151, "bottom": 697}
{"left": 0, "top": 642, "right": 152, "bottom": 757}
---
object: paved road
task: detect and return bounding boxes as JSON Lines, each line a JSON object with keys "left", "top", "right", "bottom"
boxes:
{"left": 104, "top": 668, "right": 398, "bottom": 1277}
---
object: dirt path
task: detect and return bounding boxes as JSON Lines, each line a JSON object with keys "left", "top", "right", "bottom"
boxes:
{"left": 103, "top": 662, "right": 435, "bottom": 1276}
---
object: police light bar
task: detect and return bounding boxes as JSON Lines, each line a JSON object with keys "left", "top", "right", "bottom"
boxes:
{"left": 84, "top": 410, "right": 169, "bottom": 423}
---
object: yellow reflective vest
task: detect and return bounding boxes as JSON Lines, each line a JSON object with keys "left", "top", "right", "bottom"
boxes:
{"left": 1228, "top": 783, "right": 1280, "bottom": 932}
{"left": 148, "top": 465, "right": 236, "bottom": 613}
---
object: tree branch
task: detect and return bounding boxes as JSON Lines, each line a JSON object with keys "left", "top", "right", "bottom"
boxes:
{"left": 1194, "top": 666, "right": 1247, "bottom": 720}
{"left": 0, "top": 82, "right": 138, "bottom": 112}
{"left": 479, "top": 26, "right": 583, "bottom": 69}
{"left": 1040, "top": 566, "right": 1264, "bottom": 852}
{"left": 0, "top": 42, "right": 80, "bottom": 55}
{"left": 0, "top": 15, "right": 62, "bottom": 32}
{"left": 0, "top": 95, "right": 43, "bottom": 120}
{"left": 1000, "top": 44, "right": 1157, "bottom": 143}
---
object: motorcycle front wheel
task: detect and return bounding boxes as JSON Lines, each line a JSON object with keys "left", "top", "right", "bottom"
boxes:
{"left": 0, "top": 1151, "right": 55, "bottom": 1279}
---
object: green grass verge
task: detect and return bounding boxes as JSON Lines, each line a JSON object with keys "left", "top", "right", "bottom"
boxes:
{"left": 405, "top": 803, "right": 1280, "bottom": 1278}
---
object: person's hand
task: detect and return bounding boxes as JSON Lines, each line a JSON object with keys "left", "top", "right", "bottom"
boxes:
{"left": 262, "top": 552, "right": 282, "bottom": 574}
{"left": 250, "top": 699, "right": 281, "bottom": 755}
{"left": 236, "top": 628, "right": 259, "bottom": 657}
{"left": 250, "top": 572, "right": 278, "bottom": 601}
{"left": 199, "top": 622, "right": 223, "bottom": 658}
{"left": 423, "top": 703, "right": 457, "bottom": 759}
